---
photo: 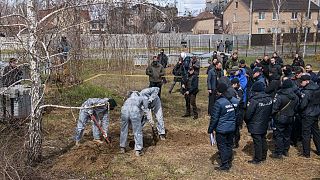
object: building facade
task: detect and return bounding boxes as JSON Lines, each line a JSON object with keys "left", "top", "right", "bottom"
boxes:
{"left": 223, "top": 0, "right": 320, "bottom": 35}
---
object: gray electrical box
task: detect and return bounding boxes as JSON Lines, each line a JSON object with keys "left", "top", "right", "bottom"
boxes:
{"left": 0, "top": 85, "right": 31, "bottom": 121}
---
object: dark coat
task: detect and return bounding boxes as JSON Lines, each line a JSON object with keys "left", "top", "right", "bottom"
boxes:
{"left": 268, "top": 63, "right": 282, "bottom": 80}
{"left": 260, "top": 60, "right": 270, "bottom": 79}
{"left": 274, "top": 56, "right": 283, "bottom": 66}
{"left": 300, "top": 81, "right": 320, "bottom": 117}
{"left": 172, "top": 62, "right": 187, "bottom": 82}
{"left": 146, "top": 61, "right": 165, "bottom": 83}
{"left": 245, "top": 92, "right": 273, "bottom": 134}
{"left": 184, "top": 73, "right": 199, "bottom": 95}
{"left": 292, "top": 57, "right": 305, "bottom": 68}
{"left": 207, "top": 68, "right": 217, "bottom": 91}
{"left": 265, "top": 79, "right": 281, "bottom": 98}
{"left": 208, "top": 95, "right": 239, "bottom": 134}
{"left": 272, "top": 88, "right": 299, "bottom": 124}
{"left": 158, "top": 53, "right": 168, "bottom": 68}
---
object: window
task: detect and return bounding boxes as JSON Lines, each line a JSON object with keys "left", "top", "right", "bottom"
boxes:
{"left": 258, "top": 12, "right": 265, "bottom": 20}
{"left": 290, "top": 28, "right": 297, "bottom": 33}
{"left": 305, "top": 12, "right": 311, "bottom": 19}
{"left": 272, "top": 12, "right": 278, "bottom": 20}
{"left": 235, "top": 1, "right": 238, "bottom": 8}
{"left": 258, "top": 28, "right": 265, "bottom": 34}
{"left": 291, "top": 12, "right": 298, "bottom": 19}
{"left": 271, "top": 28, "right": 280, "bottom": 33}
{"left": 304, "top": 27, "right": 311, "bottom": 33}
{"left": 233, "top": 14, "right": 236, "bottom": 22}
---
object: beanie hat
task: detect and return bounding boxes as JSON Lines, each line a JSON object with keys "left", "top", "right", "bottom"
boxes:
{"left": 251, "top": 81, "right": 265, "bottom": 92}
{"left": 253, "top": 67, "right": 262, "bottom": 73}
{"left": 231, "top": 78, "right": 240, "bottom": 85}
{"left": 239, "top": 59, "right": 246, "bottom": 64}
{"left": 300, "top": 74, "right": 311, "bottom": 81}
{"left": 217, "top": 83, "right": 229, "bottom": 94}
{"left": 281, "top": 79, "right": 294, "bottom": 89}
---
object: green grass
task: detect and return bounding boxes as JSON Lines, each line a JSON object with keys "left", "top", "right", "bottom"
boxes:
{"left": 48, "top": 83, "right": 122, "bottom": 107}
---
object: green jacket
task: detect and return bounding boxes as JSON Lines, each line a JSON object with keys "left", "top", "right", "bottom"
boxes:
{"left": 146, "top": 61, "right": 165, "bottom": 83}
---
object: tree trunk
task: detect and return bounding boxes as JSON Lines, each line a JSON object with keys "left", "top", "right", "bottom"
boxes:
{"left": 26, "top": 0, "right": 43, "bottom": 166}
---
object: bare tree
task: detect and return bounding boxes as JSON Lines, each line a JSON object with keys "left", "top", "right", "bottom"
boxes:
{"left": 271, "top": 0, "right": 286, "bottom": 52}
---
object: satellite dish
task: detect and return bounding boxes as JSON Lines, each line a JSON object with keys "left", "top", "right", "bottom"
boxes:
{"left": 313, "top": 20, "right": 318, "bottom": 26}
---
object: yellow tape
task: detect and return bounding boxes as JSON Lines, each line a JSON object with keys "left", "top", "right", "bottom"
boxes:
{"left": 83, "top": 73, "right": 208, "bottom": 82}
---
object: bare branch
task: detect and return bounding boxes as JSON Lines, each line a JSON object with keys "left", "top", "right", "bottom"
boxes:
{"left": 0, "top": 79, "right": 32, "bottom": 95}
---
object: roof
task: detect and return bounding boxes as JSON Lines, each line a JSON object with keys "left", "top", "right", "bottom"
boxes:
{"left": 226, "top": 0, "right": 319, "bottom": 12}
{"left": 194, "top": 11, "right": 216, "bottom": 20}
{"left": 154, "top": 17, "right": 197, "bottom": 33}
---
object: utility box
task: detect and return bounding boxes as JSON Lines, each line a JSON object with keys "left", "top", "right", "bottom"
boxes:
{"left": 0, "top": 85, "right": 31, "bottom": 121}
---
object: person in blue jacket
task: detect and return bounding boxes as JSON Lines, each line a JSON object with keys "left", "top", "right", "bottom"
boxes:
{"left": 229, "top": 66, "right": 247, "bottom": 103}
{"left": 208, "top": 83, "right": 239, "bottom": 171}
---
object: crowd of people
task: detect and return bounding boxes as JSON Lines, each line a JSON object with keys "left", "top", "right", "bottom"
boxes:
{"left": 73, "top": 48, "right": 320, "bottom": 171}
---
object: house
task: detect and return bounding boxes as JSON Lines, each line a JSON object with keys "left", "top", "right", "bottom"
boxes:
{"left": 154, "top": 11, "right": 222, "bottom": 34}
{"left": 223, "top": 0, "right": 320, "bottom": 35}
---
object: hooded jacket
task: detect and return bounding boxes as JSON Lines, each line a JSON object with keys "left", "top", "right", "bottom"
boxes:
{"left": 300, "top": 81, "right": 320, "bottom": 117}
{"left": 245, "top": 92, "right": 273, "bottom": 134}
{"left": 146, "top": 61, "right": 165, "bottom": 83}
{"left": 208, "top": 94, "right": 239, "bottom": 134}
{"left": 272, "top": 88, "right": 299, "bottom": 124}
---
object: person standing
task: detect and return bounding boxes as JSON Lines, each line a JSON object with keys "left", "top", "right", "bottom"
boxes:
{"left": 225, "top": 52, "right": 239, "bottom": 71}
{"left": 158, "top": 49, "right": 168, "bottom": 84}
{"left": 225, "top": 38, "right": 231, "bottom": 53}
{"left": 208, "top": 83, "right": 239, "bottom": 171}
{"left": 218, "top": 40, "right": 224, "bottom": 52}
{"left": 305, "top": 64, "right": 319, "bottom": 83}
{"left": 299, "top": 74, "right": 320, "bottom": 158}
{"left": 58, "top": 36, "right": 71, "bottom": 63}
{"left": 75, "top": 98, "right": 117, "bottom": 146}
{"left": 169, "top": 57, "right": 186, "bottom": 94}
{"left": 272, "top": 52, "right": 283, "bottom": 67}
{"left": 207, "top": 62, "right": 218, "bottom": 115}
{"left": 146, "top": 56, "right": 165, "bottom": 98}
{"left": 182, "top": 67, "right": 199, "bottom": 119}
{"left": 245, "top": 81, "right": 273, "bottom": 164}
{"left": 3, "top": 58, "right": 23, "bottom": 87}
{"left": 270, "top": 79, "right": 299, "bottom": 158}
{"left": 189, "top": 56, "right": 200, "bottom": 75}
{"left": 292, "top": 53, "right": 305, "bottom": 68}
{"left": 120, "top": 91, "right": 149, "bottom": 156}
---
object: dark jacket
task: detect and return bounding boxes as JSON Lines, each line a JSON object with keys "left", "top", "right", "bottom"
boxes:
{"left": 158, "top": 53, "right": 168, "bottom": 68}
{"left": 207, "top": 68, "right": 217, "bottom": 91}
{"left": 300, "top": 81, "right": 320, "bottom": 117}
{"left": 292, "top": 57, "right": 305, "bottom": 68}
{"left": 172, "top": 62, "right": 186, "bottom": 82}
{"left": 3, "top": 65, "right": 23, "bottom": 87}
{"left": 208, "top": 95, "right": 239, "bottom": 134}
{"left": 245, "top": 92, "right": 273, "bottom": 134}
{"left": 254, "top": 75, "right": 266, "bottom": 87}
{"left": 308, "top": 71, "right": 319, "bottom": 84}
{"left": 184, "top": 73, "right": 199, "bottom": 95}
{"left": 260, "top": 60, "right": 270, "bottom": 79}
{"left": 190, "top": 60, "right": 200, "bottom": 75}
{"left": 265, "top": 79, "right": 281, "bottom": 98}
{"left": 268, "top": 63, "right": 282, "bottom": 81}
{"left": 272, "top": 88, "right": 299, "bottom": 124}
{"left": 274, "top": 56, "right": 283, "bottom": 66}
{"left": 146, "top": 61, "right": 165, "bottom": 83}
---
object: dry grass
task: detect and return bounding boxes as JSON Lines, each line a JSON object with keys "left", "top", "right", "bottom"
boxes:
{"left": 3, "top": 67, "right": 319, "bottom": 179}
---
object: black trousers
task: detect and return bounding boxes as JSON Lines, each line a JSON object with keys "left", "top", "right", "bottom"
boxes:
{"left": 234, "top": 107, "right": 245, "bottom": 146}
{"left": 208, "top": 92, "right": 216, "bottom": 115}
{"left": 149, "top": 82, "right": 162, "bottom": 98}
{"left": 273, "top": 117, "right": 293, "bottom": 155}
{"left": 251, "top": 133, "right": 268, "bottom": 161}
{"left": 216, "top": 132, "right": 234, "bottom": 168}
{"left": 185, "top": 94, "right": 198, "bottom": 117}
{"left": 291, "top": 114, "right": 302, "bottom": 145}
{"left": 302, "top": 116, "right": 320, "bottom": 156}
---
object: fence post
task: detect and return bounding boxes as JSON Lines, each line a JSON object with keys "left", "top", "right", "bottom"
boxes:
{"left": 189, "top": 39, "right": 191, "bottom": 53}
{"left": 264, "top": 44, "right": 266, "bottom": 55}
{"left": 208, "top": 39, "right": 211, "bottom": 53}
{"left": 315, "top": 33, "right": 317, "bottom": 55}
{"left": 169, "top": 40, "right": 171, "bottom": 54}
{"left": 246, "top": 36, "right": 248, "bottom": 57}
{"left": 281, "top": 38, "right": 284, "bottom": 55}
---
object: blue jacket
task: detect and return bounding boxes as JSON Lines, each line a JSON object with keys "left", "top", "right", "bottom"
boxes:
{"left": 230, "top": 68, "right": 248, "bottom": 102}
{"left": 207, "top": 68, "right": 217, "bottom": 91}
{"left": 208, "top": 96, "right": 239, "bottom": 134}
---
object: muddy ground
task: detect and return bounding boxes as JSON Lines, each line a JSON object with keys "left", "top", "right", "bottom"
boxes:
{"left": 1, "top": 68, "right": 320, "bottom": 179}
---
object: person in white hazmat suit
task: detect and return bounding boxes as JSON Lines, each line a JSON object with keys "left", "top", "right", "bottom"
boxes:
{"left": 120, "top": 91, "right": 149, "bottom": 156}
{"left": 140, "top": 87, "right": 166, "bottom": 140}
{"left": 75, "top": 98, "right": 117, "bottom": 146}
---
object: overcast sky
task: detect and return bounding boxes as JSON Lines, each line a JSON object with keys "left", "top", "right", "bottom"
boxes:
{"left": 151, "top": 0, "right": 206, "bottom": 16}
